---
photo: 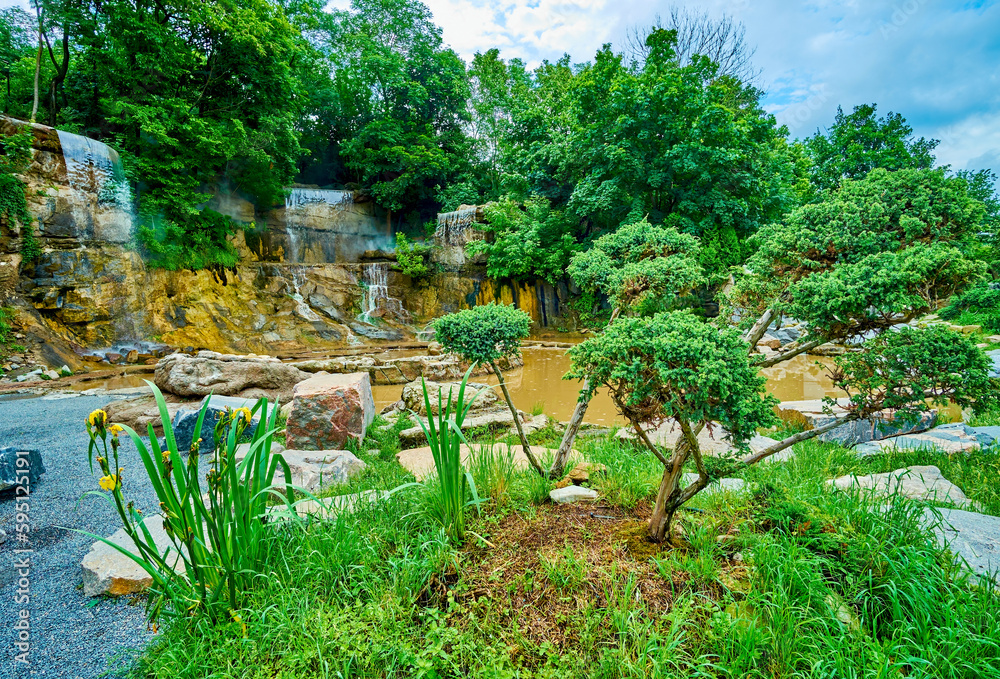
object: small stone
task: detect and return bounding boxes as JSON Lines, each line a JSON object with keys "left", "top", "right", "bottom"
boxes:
{"left": 41, "top": 369, "right": 59, "bottom": 381}
{"left": 566, "top": 461, "right": 608, "bottom": 485}
{"left": 549, "top": 485, "right": 599, "bottom": 504}
{"left": 105, "top": 352, "right": 123, "bottom": 364}
{"left": 58, "top": 365, "right": 72, "bottom": 376}
{"left": 961, "top": 325, "right": 982, "bottom": 335}
{"left": 126, "top": 349, "right": 139, "bottom": 363}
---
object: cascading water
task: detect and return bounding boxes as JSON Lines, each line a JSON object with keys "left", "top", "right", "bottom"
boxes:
{"left": 358, "top": 262, "right": 407, "bottom": 323}
{"left": 289, "top": 268, "right": 321, "bottom": 323}
{"left": 283, "top": 188, "right": 353, "bottom": 263}
{"left": 56, "top": 129, "right": 134, "bottom": 213}
{"left": 435, "top": 205, "right": 480, "bottom": 245}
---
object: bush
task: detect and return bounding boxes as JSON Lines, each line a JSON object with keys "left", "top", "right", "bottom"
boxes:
{"left": 940, "top": 283, "right": 1000, "bottom": 330}
{"left": 0, "top": 127, "right": 38, "bottom": 263}
{"left": 81, "top": 383, "right": 298, "bottom": 621}
{"left": 395, "top": 232, "right": 432, "bottom": 279}
{"left": 0, "top": 306, "right": 24, "bottom": 359}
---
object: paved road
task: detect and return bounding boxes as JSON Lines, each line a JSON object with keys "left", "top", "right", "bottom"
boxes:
{"left": 0, "top": 394, "right": 157, "bottom": 679}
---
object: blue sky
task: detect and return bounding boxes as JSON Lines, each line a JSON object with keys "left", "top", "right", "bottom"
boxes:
{"left": 385, "top": 0, "right": 1000, "bottom": 174}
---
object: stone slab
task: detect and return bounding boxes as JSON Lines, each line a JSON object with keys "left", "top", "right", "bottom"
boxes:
{"left": 549, "top": 485, "right": 599, "bottom": 503}
{"left": 830, "top": 465, "right": 969, "bottom": 507}
{"left": 81, "top": 515, "right": 184, "bottom": 597}
{"left": 854, "top": 423, "right": 995, "bottom": 457}
{"left": 777, "top": 399, "right": 936, "bottom": 446}
{"left": 397, "top": 443, "right": 575, "bottom": 481}
{"left": 923, "top": 507, "right": 1000, "bottom": 584}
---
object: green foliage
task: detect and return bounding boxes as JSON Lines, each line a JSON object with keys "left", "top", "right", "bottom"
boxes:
{"left": 80, "top": 384, "right": 297, "bottom": 621}
{"left": 805, "top": 103, "right": 938, "bottom": 191}
{"left": 469, "top": 196, "right": 578, "bottom": 284}
{"left": 0, "top": 126, "right": 37, "bottom": 262}
{"left": 568, "top": 310, "right": 777, "bottom": 444}
{"left": 136, "top": 211, "right": 241, "bottom": 271}
{"left": 0, "top": 306, "right": 24, "bottom": 359}
{"left": 432, "top": 303, "right": 532, "bottom": 365}
{"left": 413, "top": 366, "right": 485, "bottom": 543}
{"left": 941, "top": 283, "right": 1000, "bottom": 330}
{"left": 567, "top": 219, "right": 704, "bottom": 315}
{"left": 833, "top": 325, "right": 1000, "bottom": 419}
{"left": 394, "top": 231, "right": 431, "bottom": 279}
{"left": 732, "top": 168, "right": 988, "bottom": 338}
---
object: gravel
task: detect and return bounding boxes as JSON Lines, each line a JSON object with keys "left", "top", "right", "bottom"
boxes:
{"left": 0, "top": 393, "right": 167, "bottom": 679}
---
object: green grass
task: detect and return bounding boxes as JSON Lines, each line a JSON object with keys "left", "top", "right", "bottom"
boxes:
{"left": 133, "top": 424, "right": 1000, "bottom": 679}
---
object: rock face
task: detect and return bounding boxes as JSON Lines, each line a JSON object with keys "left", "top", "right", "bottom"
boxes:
{"left": 0, "top": 447, "right": 44, "bottom": 492}
{"left": 830, "top": 465, "right": 970, "bottom": 507}
{"left": 854, "top": 423, "right": 996, "bottom": 456}
{"left": 236, "top": 447, "right": 366, "bottom": 492}
{"left": 285, "top": 372, "right": 375, "bottom": 450}
{"left": 923, "top": 507, "right": 1000, "bottom": 584}
{"left": 155, "top": 351, "right": 309, "bottom": 402}
{"left": 81, "top": 515, "right": 184, "bottom": 597}
{"left": 171, "top": 395, "right": 275, "bottom": 455}
{"left": 776, "top": 399, "right": 936, "bottom": 446}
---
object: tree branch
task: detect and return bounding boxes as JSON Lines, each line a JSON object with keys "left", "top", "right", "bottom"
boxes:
{"left": 755, "top": 337, "right": 827, "bottom": 368}
{"left": 743, "top": 307, "right": 774, "bottom": 351}
{"left": 741, "top": 412, "right": 862, "bottom": 466}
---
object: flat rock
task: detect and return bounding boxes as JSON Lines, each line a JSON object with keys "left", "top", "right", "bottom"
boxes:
{"left": 922, "top": 507, "right": 1000, "bottom": 584}
{"left": 681, "top": 473, "right": 747, "bottom": 493}
{"left": 854, "top": 423, "right": 994, "bottom": 456}
{"left": 550, "top": 485, "right": 599, "bottom": 503}
{"left": 400, "top": 378, "right": 500, "bottom": 415}
{"left": 777, "top": 398, "right": 936, "bottom": 446}
{"left": 829, "top": 465, "right": 969, "bottom": 507}
{"left": 985, "top": 349, "right": 1000, "bottom": 378}
{"left": 267, "top": 489, "right": 389, "bottom": 521}
{"left": 399, "top": 407, "right": 526, "bottom": 447}
{"left": 617, "top": 422, "right": 777, "bottom": 457}
{"left": 236, "top": 447, "right": 366, "bottom": 492}
{"left": 81, "top": 515, "right": 184, "bottom": 597}
{"left": 103, "top": 395, "right": 186, "bottom": 436}
{"left": 0, "top": 447, "right": 44, "bottom": 493}
{"left": 285, "top": 372, "right": 375, "bottom": 450}
{"left": 397, "top": 443, "right": 574, "bottom": 481}
{"left": 154, "top": 351, "right": 308, "bottom": 401}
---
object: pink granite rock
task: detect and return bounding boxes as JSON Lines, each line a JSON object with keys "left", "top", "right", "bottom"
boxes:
{"left": 285, "top": 372, "right": 375, "bottom": 450}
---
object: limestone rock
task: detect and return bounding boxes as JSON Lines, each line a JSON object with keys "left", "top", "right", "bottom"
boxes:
{"left": 550, "top": 485, "right": 599, "bottom": 503}
{"left": 680, "top": 473, "right": 747, "bottom": 494}
{"left": 923, "top": 507, "right": 1000, "bottom": 584}
{"left": 829, "top": 465, "right": 969, "bottom": 507}
{"left": 397, "top": 443, "right": 572, "bottom": 481}
{"left": 399, "top": 407, "right": 524, "bottom": 447}
{"left": 81, "top": 515, "right": 184, "bottom": 597}
{"left": 854, "top": 423, "right": 994, "bottom": 456}
{"left": 400, "top": 379, "right": 499, "bottom": 415}
{"left": 776, "top": 398, "right": 936, "bottom": 446}
{"left": 285, "top": 372, "right": 375, "bottom": 450}
{"left": 103, "top": 395, "right": 186, "bottom": 436}
{"left": 235, "top": 447, "right": 365, "bottom": 492}
{"left": 566, "top": 461, "right": 608, "bottom": 485}
{"left": 154, "top": 351, "right": 309, "bottom": 401}
{"left": 617, "top": 422, "right": 777, "bottom": 457}
{"left": 0, "top": 447, "right": 45, "bottom": 493}
{"left": 267, "top": 489, "right": 389, "bottom": 521}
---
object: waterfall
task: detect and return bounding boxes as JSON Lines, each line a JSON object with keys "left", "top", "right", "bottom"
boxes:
{"left": 358, "top": 262, "right": 407, "bottom": 323}
{"left": 289, "top": 268, "right": 321, "bottom": 322}
{"left": 283, "top": 188, "right": 352, "bottom": 263}
{"left": 435, "top": 205, "right": 480, "bottom": 246}
{"left": 56, "top": 129, "right": 133, "bottom": 212}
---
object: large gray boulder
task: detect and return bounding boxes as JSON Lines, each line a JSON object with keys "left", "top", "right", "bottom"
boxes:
{"left": 285, "top": 372, "right": 375, "bottom": 450}
{"left": 0, "top": 447, "right": 44, "bottom": 493}
{"left": 829, "top": 465, "right": 970, "bottom": 507}
{"left": 171, "top": 395, "right": 277, "bottom": 455}
{"left": 776, "top": 398, "right": 936, "bottom": 446}
{"left": 854, "top": 423, "right": 996, "bottom": 456}
{"left": 923, "top": 507, "right": 1000, "bottom": 584}
{"left": 154, "top": 351, "right": 308, "bottom": 401}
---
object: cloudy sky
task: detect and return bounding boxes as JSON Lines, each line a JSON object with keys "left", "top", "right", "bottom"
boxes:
{"left": 351, "top": 0, "right": 999, "bottom": 175}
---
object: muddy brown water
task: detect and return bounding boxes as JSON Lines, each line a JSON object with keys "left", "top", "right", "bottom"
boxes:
{"left": 373, "top": 349, "right": 841, "bottom": 425}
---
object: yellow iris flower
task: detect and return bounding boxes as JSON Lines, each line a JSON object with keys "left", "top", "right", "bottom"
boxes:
{"left": 234, "top": 407, "right": 252, "bottom": 424}
{"left": 87, "top": 409, "right": 108, "bottom": 427}
{"left": 99, "top": 474, "right": 118, "bottom": 491}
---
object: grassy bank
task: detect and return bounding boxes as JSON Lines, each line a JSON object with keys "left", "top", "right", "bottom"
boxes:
{"left": 132, "top": 422, "right": 1000, "bottom": 678}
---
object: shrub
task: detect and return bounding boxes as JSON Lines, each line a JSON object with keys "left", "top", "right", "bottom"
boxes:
{"left": 395, "top": 231, "right": 431, "bottom": 279}
{"left": 0, "top": 127, "right": 39, "bottom": 263}
{"left": 80, "top": 383, "right": 297, "bottom": 621}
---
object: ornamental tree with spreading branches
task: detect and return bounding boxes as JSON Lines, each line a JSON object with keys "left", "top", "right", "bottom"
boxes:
{"left": 566, "top": 167, "right": 998, "bottom": 542}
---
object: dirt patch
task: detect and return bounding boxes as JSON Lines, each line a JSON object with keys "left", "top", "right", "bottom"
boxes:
{"left": 455, "top": 502, "right": 692, "bottom": 651}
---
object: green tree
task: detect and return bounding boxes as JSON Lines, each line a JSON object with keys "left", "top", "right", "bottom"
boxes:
{"left": 432, "top": 304, "right": 543, "bottom": 475}
{"left": 805, "top": 103, "right": 938, "bottom": 192}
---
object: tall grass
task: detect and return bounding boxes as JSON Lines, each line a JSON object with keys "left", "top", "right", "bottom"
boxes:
{"left": 81, "top": 382, "right": 297, "bottom": 620}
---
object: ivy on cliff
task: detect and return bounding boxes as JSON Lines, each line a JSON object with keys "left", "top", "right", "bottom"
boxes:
{"left": 0, "top": 126, "right": 38, "bottom": 263}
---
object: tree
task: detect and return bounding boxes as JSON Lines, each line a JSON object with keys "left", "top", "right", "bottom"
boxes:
{"left": 432, "top": 304, "right": 543, "bottom": 475}
{"left": 566, "top": 166, "right": 995, "bottom": 541}
{"left": 805, "top": 104, "right": 938, "bottom": 192}
{"left": 548, "top": 219, "right": 705, "bottom": 478}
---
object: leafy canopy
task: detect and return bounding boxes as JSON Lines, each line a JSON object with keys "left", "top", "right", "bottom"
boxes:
{"left": 567, "top": 310, "right": 777, "bottom": 446}
{"left": 433, "top": 303, "right": 531, "bottom": 365}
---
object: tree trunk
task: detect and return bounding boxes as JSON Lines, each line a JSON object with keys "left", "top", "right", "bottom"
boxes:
{"left": 648, "top": 463, "right": 686, "bottom": 542}
{"left": 490, "top": 360, "right": 544, "bottom": 476}
{"left": 548, "top": 307, "right": 621, "bottom": 479}
{"left": 30, "top": 23, "right": 42, "bottom": 123}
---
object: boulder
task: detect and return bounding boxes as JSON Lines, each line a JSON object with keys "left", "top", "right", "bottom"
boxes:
{"left": 922, "top": 507, "right": 1000, "bottom": 584}
{"left": 154, "top": 351, "right": 309, "bottom": 401}
{"left": 987, "top": 349, "right": 1000, "bottom": 378}
{"left": 681, "top": 473, "right": 747, "bottom": 494}
{"left": 829, "top": 465, "right": 970, "bottom": 507}
{"left": 854, "top": 423, "right": 995, "bottom": 456}
{"left": 776, "top": 399, "right": 936, "bottom": 446}
{"left": 81, "top": 515, "right": 184, "bottom": 597}
{"left": 171, "top": 395, "right": 276, "bottom": 455}
{"left": 234, "top": 447, "right": 365, "bottom": 492}
{"left": 617, "top": 421, "right": 778, "bottom": 458}
{"left": 399, "top": 407, "right": 525, "bottom": 447}
{"left": 103, "top": 395, "right": 186, "bottom": 436}
{"left": 397, "top": 443, "right": 573, "bottom": 481}
{"left": 0, "top": 447, "right": 45, "bottom": 493}
{"left": 285, "top": 372, "right": 375, "bottom": 450}
{"left": 550, "top": 485, "right": 599, "bottom": 503}
{"left": 400, "top": 379, "right": 500, "bottom": 415}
